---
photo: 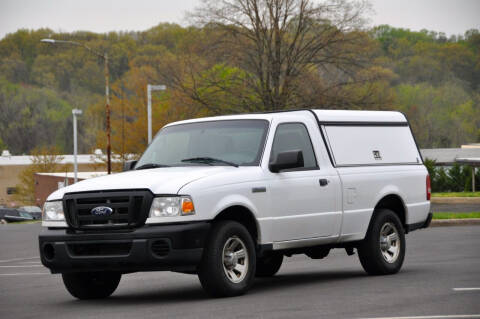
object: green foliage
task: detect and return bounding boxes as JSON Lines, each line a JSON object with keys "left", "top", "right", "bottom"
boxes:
{"left": 0, "top": 77, "right": 73, "bottom": 154}
{"left": 0, "top": 135, "right": 6, "bottom": 150}
{"left": 432, "top": 192, "right": 480, "bottom": 197}
{"left": 433, "top": 212, "right": 480, "bottom": 219}
{"left": 0, "top": 22, "right": 478, "bottom": 155}
{"left": 425, "top": 161, "right": 479, "bottom": 193}
{"left": 423, "top": 158, "right": 436, "bottom": 179}
{"left": 396, "top": 83, "right": 478, "bottom": 147}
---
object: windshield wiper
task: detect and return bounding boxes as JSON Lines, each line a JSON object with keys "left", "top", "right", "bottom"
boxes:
{"left": 135, "top": 163, "right": 170, "bottom": 170}
{"left": 181, "top": 157, "right": 239, "bottom": 168}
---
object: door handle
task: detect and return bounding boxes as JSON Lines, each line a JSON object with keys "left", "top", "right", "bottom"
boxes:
{"left": 319, "top": 179, "right": 329, "bottom": 187}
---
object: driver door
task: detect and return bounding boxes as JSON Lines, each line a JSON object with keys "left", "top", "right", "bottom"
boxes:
{"left": 267, "top": 122, "right": 339, "bottom": 242}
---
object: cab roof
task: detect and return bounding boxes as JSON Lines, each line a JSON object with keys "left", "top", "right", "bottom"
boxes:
{"left": 165, "top": 109, "right": 407, "bottom": 127}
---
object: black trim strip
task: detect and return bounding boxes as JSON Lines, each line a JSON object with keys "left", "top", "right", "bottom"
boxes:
{"left": 306, "top": 110, "right": 335, "bottom": 167}
{"left": 336, "top": 163, "right": 423, "bottom": 168}
{"left": 320, "top": 121, "right": 409, "bottom": 127}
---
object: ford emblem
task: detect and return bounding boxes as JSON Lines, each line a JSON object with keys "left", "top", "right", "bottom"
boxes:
{"left": 90, "top": 206, "right": 113, "bottom": 216}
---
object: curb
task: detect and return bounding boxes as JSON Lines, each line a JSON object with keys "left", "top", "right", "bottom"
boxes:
{"left": 430, "top": 218, "right": 480, "bottom": 227}
{"left": 431, "top": 197, "right": 480, "bottom": 204}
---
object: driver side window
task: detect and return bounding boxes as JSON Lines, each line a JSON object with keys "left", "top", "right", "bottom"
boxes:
{"left": 270, "top": 123, "right": 318, "bottom": 170}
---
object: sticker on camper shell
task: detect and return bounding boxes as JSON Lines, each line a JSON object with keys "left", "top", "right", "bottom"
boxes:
{"left": 373, "top": 150, "right": 382, "bottom": 160}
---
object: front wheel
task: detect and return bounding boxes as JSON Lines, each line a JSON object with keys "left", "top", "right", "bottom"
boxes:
{"left": 358, "top": 209, "right": 405, "bottom": 275}
{"left": 62, "top": 271, "right": 121, "bottom": 299}
{"left": 198, "top": 221, "right": 256, "bottom": 297}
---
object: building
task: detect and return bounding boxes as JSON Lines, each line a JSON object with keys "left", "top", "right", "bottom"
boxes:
{"left": 420, "top": 148, "right": 480, "bottom": 166}
{"left": 34, "top": 172, "right": 107, "bottom": 207}
{"left": 0, "top": 151, "right": 105, "bottom": 207}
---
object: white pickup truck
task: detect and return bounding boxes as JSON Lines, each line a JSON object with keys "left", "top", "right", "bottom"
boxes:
{"left": 39, "top": 109, "right": 432, "bottom": 299}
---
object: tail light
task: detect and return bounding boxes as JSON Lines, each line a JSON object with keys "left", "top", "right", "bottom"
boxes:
{"left": 426, "top": 175, "right": 431, "bottom": 200}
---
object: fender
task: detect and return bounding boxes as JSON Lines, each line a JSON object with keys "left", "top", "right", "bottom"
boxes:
{"left": 211, "top": 194, "right": 264, "bottom": 243}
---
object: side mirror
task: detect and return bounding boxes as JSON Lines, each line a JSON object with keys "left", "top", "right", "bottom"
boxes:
{"left": 123, "top": 160, "right": 137, "bottom": 172}
{"left": 269, "top": 150, "right": 304, "bottom": 173}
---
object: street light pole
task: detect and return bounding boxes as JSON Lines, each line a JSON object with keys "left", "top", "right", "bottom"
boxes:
{"left": 72, "top": 109, "right": 82, "bottom": 183}
{"left": 104, "top": 54, "right": 111, "bottom": 174}
{"left": 147, "top": 84, "right": 166, "bottom": 144}
{"left": 41, "top": 38, "right": 112, "bottom": 174}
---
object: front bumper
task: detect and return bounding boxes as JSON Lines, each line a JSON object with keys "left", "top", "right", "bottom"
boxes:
{"left": 39, "top": 222, "right": 210, "bottom": 274}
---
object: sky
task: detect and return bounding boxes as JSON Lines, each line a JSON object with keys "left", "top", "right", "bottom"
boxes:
{"left": 0, "top": 0, "right": 479, "bottom": 40}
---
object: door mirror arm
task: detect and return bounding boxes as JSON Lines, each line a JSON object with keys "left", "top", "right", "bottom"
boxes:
{"left": 269, "top": 150, "right": 304, "bottom": 173}
{"left": 123, "top": 160, "right": 137, "bottom": 172}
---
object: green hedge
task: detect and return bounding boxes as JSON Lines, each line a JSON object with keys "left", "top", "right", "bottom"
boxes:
{"left": 424, "top": 159, "right": 480, "bottom": 192}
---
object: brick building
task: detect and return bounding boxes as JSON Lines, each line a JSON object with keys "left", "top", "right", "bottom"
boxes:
{"left": 34, "top": 172, "right": 107, "bottom": 207}
{"left": 0, "top": 151, "right": 105, "bottom": 207}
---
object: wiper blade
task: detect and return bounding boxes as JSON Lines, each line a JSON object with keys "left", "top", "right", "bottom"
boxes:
{"left": 181, "top": 157, "right": 239, "bottom": 167}
{"left": 135, "top": 163, "right": 170, "bottom": 170}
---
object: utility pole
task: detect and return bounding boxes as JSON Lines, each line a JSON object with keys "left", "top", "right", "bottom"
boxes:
{"left": 147, "top": 84, "right": 166, "bottom": 144}
{"left": 105, "top": 54, "right": 111, "bottom": 174}
{"left": 72, "top": 109, "right": 82, "bottom": 183}
{"left": 41, "top": 38, "right": 112, "bottom": 174}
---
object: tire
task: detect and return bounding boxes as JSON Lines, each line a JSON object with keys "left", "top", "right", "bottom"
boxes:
{"left": 62, "top": 271, "right": 121, "bottom": 299}
{"left": 198, "top": 220, "right": 256, "bottom": 297}
{"left": 256, "top": 253, "right": 283, "bottom": 277}
{"left": 358, "top": 209, "right": 406, "bottom": 275}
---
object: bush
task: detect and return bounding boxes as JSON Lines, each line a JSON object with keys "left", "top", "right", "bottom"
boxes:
{"left": 425, "top": 158, "right": 478, "bottom": 192}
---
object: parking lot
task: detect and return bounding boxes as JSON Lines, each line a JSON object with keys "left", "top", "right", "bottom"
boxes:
{"left": 0, "top": 223, "right": 479, "bottom": 319}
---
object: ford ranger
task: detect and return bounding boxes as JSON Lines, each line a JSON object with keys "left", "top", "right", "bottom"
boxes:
{"left": 39, "top": 109, "right": 432, "bottom": 299}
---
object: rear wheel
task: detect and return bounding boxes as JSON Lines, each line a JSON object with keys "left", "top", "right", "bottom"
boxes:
{"left": 198, "top": 221, "right": 256, "bottom": 297}
{"left": 62, "top": 271, "right": 121, "bottom": 299}
{"left": 358, "top": 209, "right": 405, "bottom": 275}
{"left": 256, "top": 253, "right": 283, "bottom": 277}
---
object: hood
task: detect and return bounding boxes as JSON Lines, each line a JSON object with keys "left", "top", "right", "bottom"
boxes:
{"left": 47, "top": 166, "right": 235, "bottom": 200}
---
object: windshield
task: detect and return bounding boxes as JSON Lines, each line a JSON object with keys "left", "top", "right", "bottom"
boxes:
{"left": 136, "top": 120, "right": 269, "bottom": 168}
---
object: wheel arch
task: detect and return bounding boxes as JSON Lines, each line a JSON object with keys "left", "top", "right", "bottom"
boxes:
{"left": 213, "top": 205, "right": 260, "bottom": 244}
{"left": 373, "top": 193, "right": 407, "bottom": 229}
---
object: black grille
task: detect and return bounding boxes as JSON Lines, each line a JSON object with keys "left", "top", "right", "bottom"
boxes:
{"left": 63, "top": 190, "right": 153, "bottom": 230}
{"left": 150, "top": 239, "right": 170, "bottom": 257}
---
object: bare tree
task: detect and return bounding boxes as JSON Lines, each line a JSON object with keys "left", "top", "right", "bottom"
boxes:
{"left": 193, "top": 0, "right": 371, "bottom": 110}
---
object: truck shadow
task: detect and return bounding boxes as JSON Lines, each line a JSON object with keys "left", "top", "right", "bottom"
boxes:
{"left": 71, "top": 270, "right": 371, "bottom": 306}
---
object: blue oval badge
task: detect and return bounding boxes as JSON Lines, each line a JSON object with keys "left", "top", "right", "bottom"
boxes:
{"left": 90, "top": 206, "right": 113, "bottom": 216}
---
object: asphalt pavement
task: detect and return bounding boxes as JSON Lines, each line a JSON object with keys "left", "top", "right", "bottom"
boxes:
{"left": 0, "top": 223, "right": 479, "bottom": 319}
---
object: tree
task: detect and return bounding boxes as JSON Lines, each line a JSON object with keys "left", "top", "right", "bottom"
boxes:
{"left": 0, "top": 77, "right": 73, "bottom": 154}
{"left": 13, "top": 147, "right": 69, "bottom": 205}
{"left": 194, "top": 0, "right": 371, "bottom": 110}
{"left": 0, "top": 136, "right": 6, "bottom": 150}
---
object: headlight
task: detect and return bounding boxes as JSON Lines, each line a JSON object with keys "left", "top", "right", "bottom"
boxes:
{"left": 42, "top": 201, "right": 65, "bottom": 221}
{"left": 149, "top": 196, "right": 195, "bottom": 217}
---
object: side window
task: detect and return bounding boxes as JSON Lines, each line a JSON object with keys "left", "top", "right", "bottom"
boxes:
{"left": 270, "top": 123, "right": 317, "bottom": 169}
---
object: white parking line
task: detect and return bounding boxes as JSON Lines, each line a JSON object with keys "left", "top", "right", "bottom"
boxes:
{"left": 20, "top": 261, "right": 42, "bottom": 264}
{"left": 453, "top": 288, "right": 480, "bottom": 291}
{"left": 359, "top": 315, "right": 480, "bottom": 319}
{"left": 0, "top": 265, "right": 43, "bottom": 268}
{"left": 0, "top": 273, "right": 49, "bottom": 276}
{"left": 0, "top": 257, "right": 39, "bottom": 263}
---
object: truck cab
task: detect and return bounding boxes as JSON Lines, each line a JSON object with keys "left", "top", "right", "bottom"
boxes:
{"left": 39, "top": 109, "right": 431, "bottom": 299}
